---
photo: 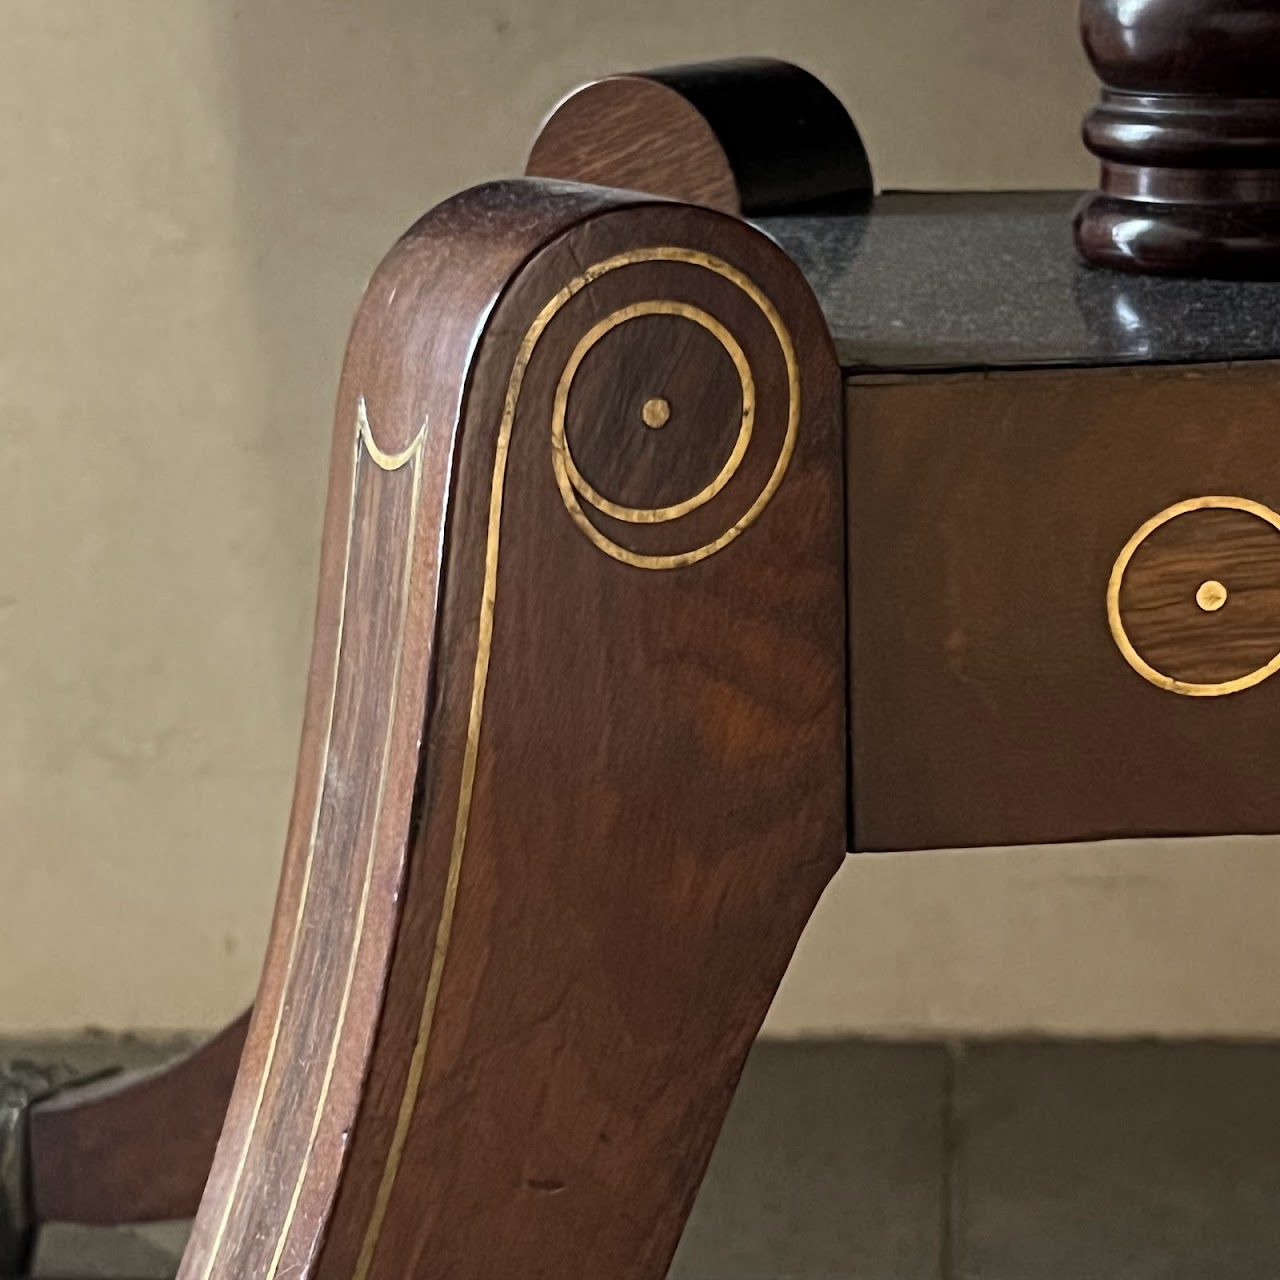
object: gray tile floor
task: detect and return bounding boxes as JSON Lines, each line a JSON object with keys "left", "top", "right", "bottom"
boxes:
{"left": 8, "top": 1036, "right": 1280, "bottom": 1278}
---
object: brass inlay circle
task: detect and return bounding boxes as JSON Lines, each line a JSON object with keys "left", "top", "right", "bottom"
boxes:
{"left": 1195, "top": 579, "right": 1228, "bottom": 613}
{"left": 549, "top": 247, "right": 799, "bottom": 570}
{"left": 1107, "top": 495, "right": 1280, "bottom": 697}
{"left": 642, "top": 397, "right": 671, "bottom": 429}
{"left": 207, "top": 396, "right": 430, "bottom": 1280}
{"left": 557, "top": 302, "right": 753, "bottom": 525}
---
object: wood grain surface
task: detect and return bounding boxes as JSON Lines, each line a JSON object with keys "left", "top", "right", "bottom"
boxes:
{"left": 530, "top": 76, "right": 738, "bottom": 213}
{"left": 848, "top": 360, "right": 1280, "bottom": 851}
{"left": 175, "top": 179, "right": 846, "bottom": 1280}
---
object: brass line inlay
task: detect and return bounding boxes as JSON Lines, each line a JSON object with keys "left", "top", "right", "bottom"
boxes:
{"left": 197, "top": 400, "right": 426, "bottom": 1280}
{"left": 265, "top": 411, "right": 426, "bottom": 1278}
{"left": 352, "top": 246, "right": 799, "bottom": 1278}
{"left": 1107, "top": 495, "right": 1280, "bottom": 697}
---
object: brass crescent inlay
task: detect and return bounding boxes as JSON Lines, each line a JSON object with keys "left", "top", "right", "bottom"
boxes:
{"left": 557, "top": 301, "right": 754, "bottom": 525}
{"left": 351, "top": 246, "right": 799, "bottom": 1278}
{"left": 358, "top": 394, "right": 429, "bottom": 471}
{"left": 199, "top": 399, "right": 426, "bottom": 1280}
{"left": 1107, "top": 495, "right": 1280, "bottom": 697}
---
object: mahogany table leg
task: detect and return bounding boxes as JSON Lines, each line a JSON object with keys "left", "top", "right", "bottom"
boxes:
{"left": 27, "top": 1010, "right": 249, "bottom": 1226}
{"left": 177, "top": 180, "right": 847, "bottom": 1280}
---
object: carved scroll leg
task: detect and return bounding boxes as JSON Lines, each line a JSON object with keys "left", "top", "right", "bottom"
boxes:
{"left": 178, "top": 180, "right": 847, "bottom": 1280}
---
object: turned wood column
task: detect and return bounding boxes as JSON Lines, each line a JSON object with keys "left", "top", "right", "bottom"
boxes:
{"left": 1074, "top": 0, "right": 1280, "bottom": 278}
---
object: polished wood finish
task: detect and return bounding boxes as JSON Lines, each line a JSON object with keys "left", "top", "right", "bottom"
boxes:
{"left": 848, "top": 360, "right": 1280, "bottom": 852}
{"left": 172, "top": 179, "right": 845, "bottom": 1280}
{"left": 1075, "top": 0, "right": 1280, "bottom": 277}
{"left": 28, "top": 1012, "right": 247, "bottom": 1225}
{"left": 527, "top": 59, "right": 872, "bottom": 217}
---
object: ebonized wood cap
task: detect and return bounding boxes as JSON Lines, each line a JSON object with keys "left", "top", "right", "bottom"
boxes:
{"left": 527, "top": 58, "right": 873, "bottom": 218}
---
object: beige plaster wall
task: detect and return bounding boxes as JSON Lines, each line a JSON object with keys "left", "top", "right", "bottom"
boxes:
{"left": 4, "top": 0, "right": 1274, "bottom": 1037}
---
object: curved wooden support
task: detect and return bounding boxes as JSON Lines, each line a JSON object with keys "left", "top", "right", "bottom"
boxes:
{"left": 527, "top": 58, "right": 873, "bottom": 217}
{"left": 27, "top": 1011, "right": 248, "bottom": 1226}
{"left": 1075, "top": 0, "right": 1280, "bottom": 278}
{"left": 177, "top": 179, "right": 846, "bottom": 1279}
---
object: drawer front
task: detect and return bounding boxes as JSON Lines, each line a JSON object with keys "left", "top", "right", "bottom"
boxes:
{"left": 848, "top": 361, "right": 1280, "bottom": 851}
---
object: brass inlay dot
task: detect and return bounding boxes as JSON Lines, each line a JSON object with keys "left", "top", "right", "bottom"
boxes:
{"left": 1196, "top": 579, "right": 1228, "bottom": 612}
{"left": 641, "top": 397, "right": 671, "bottom": 429}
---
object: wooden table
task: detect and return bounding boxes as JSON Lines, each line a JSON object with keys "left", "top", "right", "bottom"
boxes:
{"left": 9, "top": 31, "right": 1280, "bottom": 1280}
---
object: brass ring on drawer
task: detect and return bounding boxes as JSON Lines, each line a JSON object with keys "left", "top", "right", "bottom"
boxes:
{"left": 1107, "top": 495, "right": 1280, "bottom": 697}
